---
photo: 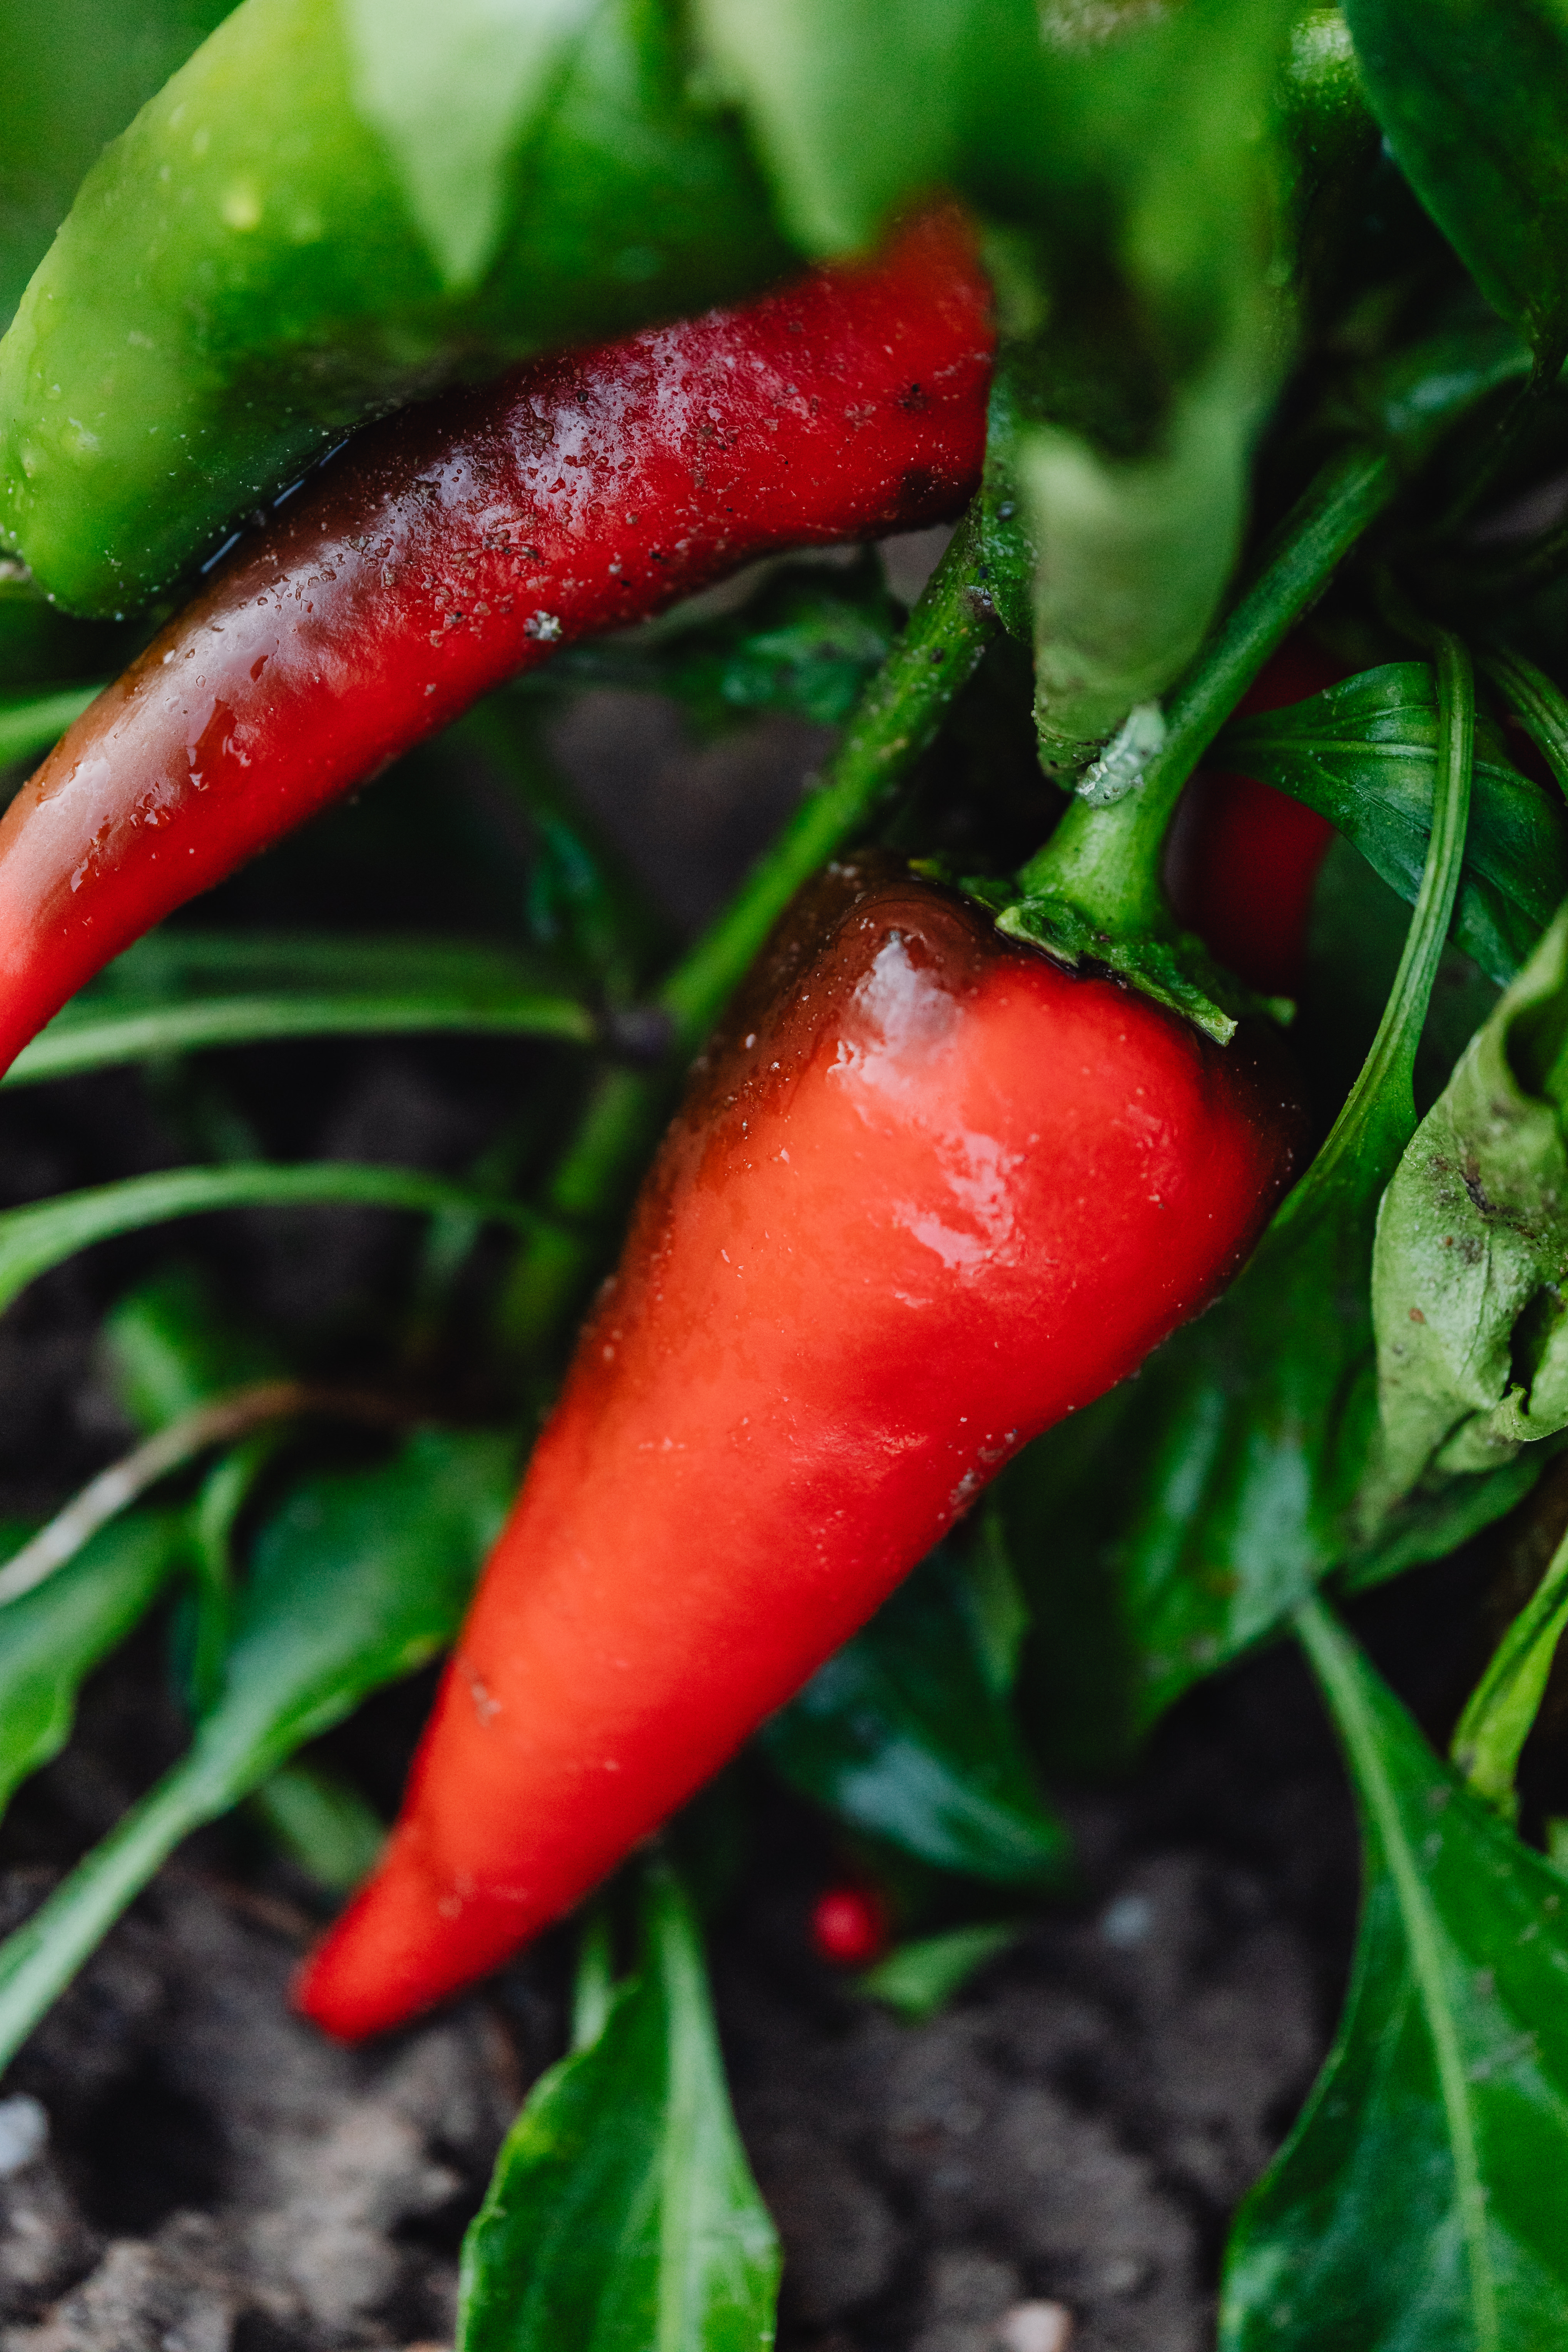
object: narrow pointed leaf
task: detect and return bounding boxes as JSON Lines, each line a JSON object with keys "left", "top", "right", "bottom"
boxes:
{"left": 1212, "top": 664, "right": 1568, "bottom": 985}
{"left": 6, "top": 929, "right": 593, "bottom": 1085}
{"left": 457, "top": 1865, "right": 779, "bottom": 2352}
{"left": 858, "top": 1923, "right": 1020, "bottom": 2022}
{"left": 0, "top": 1429, "right": 512, "bottom": 2071}
{"left": 0, "top": 1161, "right": 542, "bottom": 1317}
{"left": 1220, "top": 1599, "right": 1568, "bottom": 2348}
{"left": 0, "top": 1512, "right": 187, "bottom": 1820}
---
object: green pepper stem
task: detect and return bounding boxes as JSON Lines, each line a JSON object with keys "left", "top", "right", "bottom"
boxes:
{"left": 657, "top": 508, "right": 996, "bottom": 1053}
{"left": 1015, "top": 443, "right": 1397, "bottom": 920}
{"left": 495, "top": 507, "right": 999, "bottom": 1357}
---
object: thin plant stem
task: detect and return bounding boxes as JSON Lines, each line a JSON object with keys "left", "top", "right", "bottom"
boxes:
{"left": 1015, "top": 443, "right": 1397, "bottom": 923}
{"left": 0, "top": 1381, "right": 407, "bottom": 1611}
{"left": 495, "top": 508, "right": 998, "bottom": 1354}
{"left": 1295, "top": 629, "right": 1474, "bottom": 1200}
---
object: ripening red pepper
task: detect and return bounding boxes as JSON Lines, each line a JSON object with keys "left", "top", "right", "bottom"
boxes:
{"left": 0, "top": 211, "right": 991, "bottom": 1076}
{"left": 1166, "top": 635, "right": 1341, "bottom": 996}
{"left": 811, "top": 1885, "right": 891, "bottom": 1968}
{"left": 296, "top": 857, "right": 1305, "bottom": 2038}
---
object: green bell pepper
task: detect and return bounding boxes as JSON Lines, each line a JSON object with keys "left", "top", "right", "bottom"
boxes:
{"left": 0, "top": 0, "right": 792, "bottom": 617}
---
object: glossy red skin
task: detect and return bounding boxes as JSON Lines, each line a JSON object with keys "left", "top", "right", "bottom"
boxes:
{"left": 1167, "top": 636, "right": 1342, "bottom": 996}
{"left": 296, "top": 863, "right": 1305, "bottom": 2039}
{"left": 0, "top": 212, "right": 992, "bottom": 1075}
{"left": 811, "top": 1887, "right": 890, "bottom": 1968}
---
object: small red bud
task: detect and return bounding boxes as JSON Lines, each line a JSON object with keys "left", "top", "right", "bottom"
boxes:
{"left": 810, "top": 1884, "right": 889, "bottom": 1967}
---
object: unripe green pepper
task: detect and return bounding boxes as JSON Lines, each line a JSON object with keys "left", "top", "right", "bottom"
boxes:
{"left": 0, "top": 0, "right": 791, "bottom": 617}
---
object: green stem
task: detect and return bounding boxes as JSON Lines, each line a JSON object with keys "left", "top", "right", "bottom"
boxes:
{"left": 496, "top": 509, "right": 998, "bottom": 1355}
{"left": 656, "top": 514, "right": 994, "bottom": 1050}
{"left": 0, "top": 1381, "right": 308, "bottom": 1609}
{"left": 1015, "top": 443, "right": 1397, "bottom": 919}
{"left": 1478, "top": 642, "right": 1568, "bottom": 801}
{"left": 1451, "top": 1516, "right": 1568, "bottom": 1817}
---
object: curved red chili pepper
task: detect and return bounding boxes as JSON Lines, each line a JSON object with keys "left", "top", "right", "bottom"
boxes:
{"left": 0, "top": 211, "right": 992, "bottom": 1074}
{"left": 1167, "top": 635, "right": 1342, "bottom": 996}
{"left": 296, "top": 859, "right": 1306, "bottom": 2039}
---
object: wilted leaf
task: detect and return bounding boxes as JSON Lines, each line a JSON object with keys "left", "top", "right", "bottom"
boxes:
{"left": 1367, "top": 904, "right": 1568, "bottom": 1518}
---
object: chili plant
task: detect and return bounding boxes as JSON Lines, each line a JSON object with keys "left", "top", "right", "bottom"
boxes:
{"left": 0, "top": 2, "right": 1567, "bottom": 2346}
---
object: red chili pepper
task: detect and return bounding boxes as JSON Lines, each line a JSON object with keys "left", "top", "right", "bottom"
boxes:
{"left": 0, "top": 211, "right": 991, "bottom": 1075}
{"left": 811, "top": 1885, "right": 891, "bottom": 1968}
{"left": 295, "top": 858, "right": 1305, "bottom": 2038}
{"left": 1166, "top": 635, "right": 1342, "bottom": 996}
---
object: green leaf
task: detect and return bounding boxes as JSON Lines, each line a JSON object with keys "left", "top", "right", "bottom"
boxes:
{"left": 1005, "top": 635, "right": 1478, "bottom": 1738}
{"left": 5, "top": 928, "right": 593, "bottom": 1087}
{"left": 251, "top": 1760, "right": 386, "bottom": 1893}
{"left": 762, "top": 1536, "right": 1071, "bottom": 1889}
{"left": 1342, "top": 0, "right": 1568, "bottom": 363}
{"left": 1220, "top": 1597, "right": 1568, "bottom": 2349}
{"left": 1008, "top": 338, "right": 1272, "bottom": 778}
{"left": 1366, "top": 904, "right": 1568, "bottom": 1515}
{"left": 342, "top": 0, "right": 598, "bottom": 292}
{"left": 543, "top": 553, "right": 902, "bottom": 733}
{"left": 1212, "top": 663, "right": 1568, "bottom": 987}
{"left": 102, "top": 1263, "right": 284, "bottom": 1433}
{"left": 0, "top": 1513, "right": 187, "bottom": 1821}
{"left": 0, "top": 683, "right": 99, "bottom": 770}
{"left": 686, "top": 0, "right": 986, "bottom": 255}
{"left": 0, "top": 1428, "right": 513, "bottom": 2068}
{"left": 0, "top": 1159, "right": 542, "bottom": 1319}
{"left": 456, "top": 1863, "right": 779, "bottom": 2352}
{"left": 857, "top": 1922, "right": 1020, "bottom": 2023}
